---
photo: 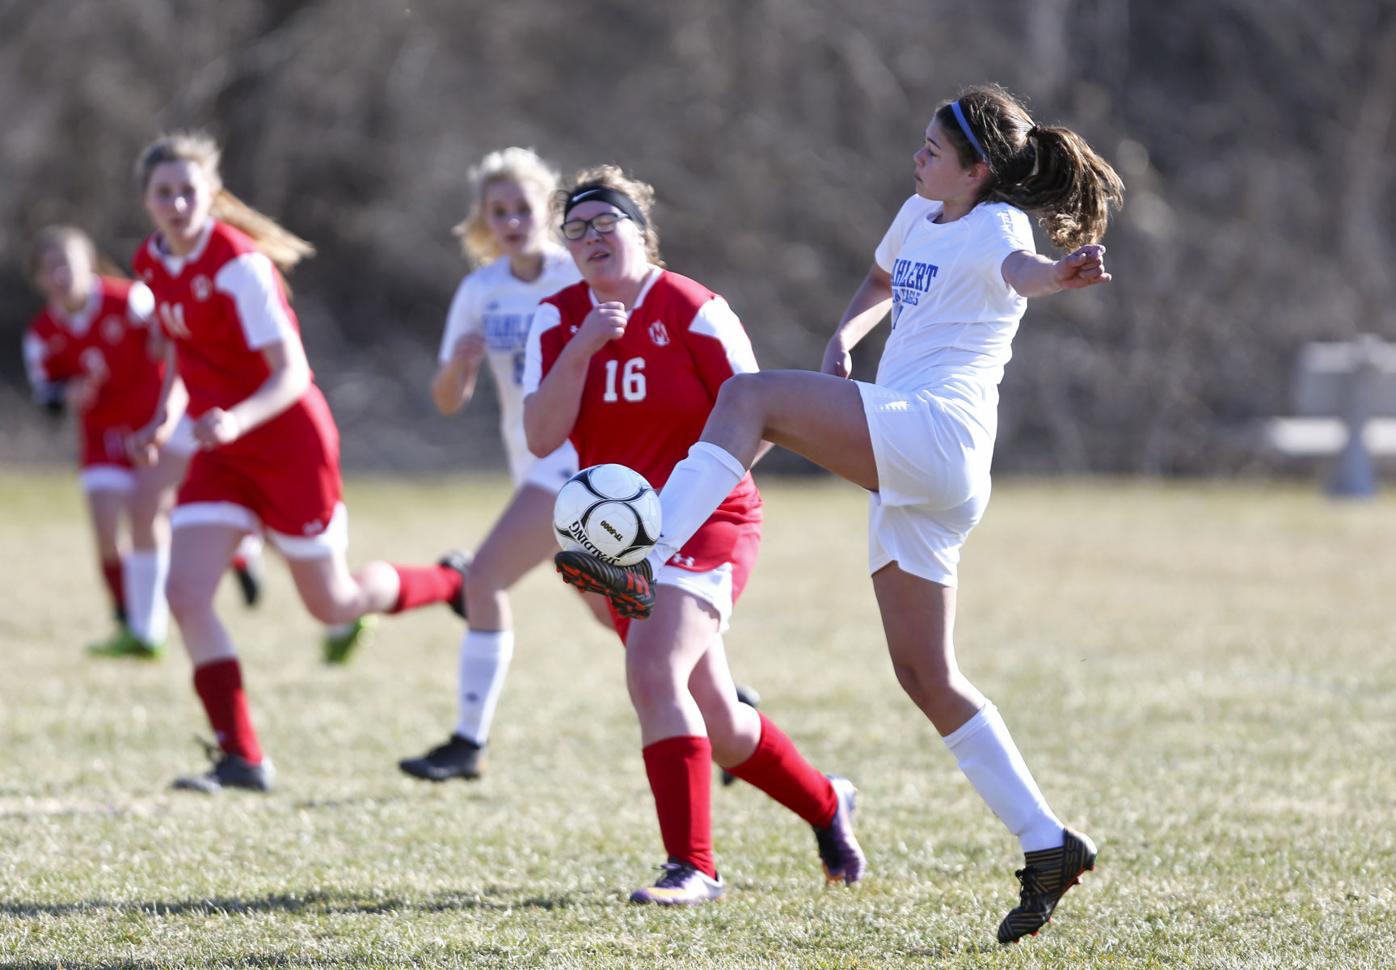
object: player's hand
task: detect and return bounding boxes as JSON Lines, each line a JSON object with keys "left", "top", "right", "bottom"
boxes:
{"left": 821, "top": 338, "right": 854, "bottom": 379}
{"left": 127, "top": 417, "right": 166, "bottom": 468}
{"left": 1053, "top": 244, "right": 1111, "bottom": 290}
{"left": 450, "top": 332, "right": 487, "bottom": 365}
{"left": 577, "top": 302, "right": 629, "bottom": 352}
{"left": 64, "top": 375, "right": 100, "bottom": 412}
{"left": 193, "top": 407, "right": 242, "bottom": 449}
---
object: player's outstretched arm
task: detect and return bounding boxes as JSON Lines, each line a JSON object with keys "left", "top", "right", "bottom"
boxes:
{"left": 1002, "top": 245, "right": 1111, "bottom": 299}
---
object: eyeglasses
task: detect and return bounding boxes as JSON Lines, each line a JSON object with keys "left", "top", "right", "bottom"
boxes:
{"left": 561, "top": 212, "right": 631, "bottom": 241}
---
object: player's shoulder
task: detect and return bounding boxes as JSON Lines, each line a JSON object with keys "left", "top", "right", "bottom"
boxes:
{"left": 26, "top": 307, "right": 59, "bottom": 338}
{"left": 649, "top": 270, "right": 719, "bottom": 312}
{"left": 542, "top": 278, "right": 592, "bottom": 314}
{"left": 206, "top": 221, "right": 261, "bottom": 263}
{"left": 973, "top": 200, "right": 1031, "bottom": 233}
{"left": 97, "top": 275, "right": 134, "bottom": 303}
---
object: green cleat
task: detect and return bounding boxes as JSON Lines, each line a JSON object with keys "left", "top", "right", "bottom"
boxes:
{"left": 86, "top": 626, "right": 163, "bottom": 660}
{"left": 323, "top": 615, "right": 376, "bottom": 665}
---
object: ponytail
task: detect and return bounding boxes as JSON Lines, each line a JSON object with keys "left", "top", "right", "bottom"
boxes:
{"left": 211, "top": 188, "right": 316, "bottom": 273}
{"left": 936, "top": 85, "right": 1124, "bottom": 251}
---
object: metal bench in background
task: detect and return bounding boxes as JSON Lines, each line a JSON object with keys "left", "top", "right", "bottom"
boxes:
{"left": 1265, "top": 336, "right": 1396, "bottom": 497}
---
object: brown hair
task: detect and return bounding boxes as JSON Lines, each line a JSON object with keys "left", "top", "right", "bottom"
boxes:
{"left": 453, "top": 147, "right": 560, "bottom": 266}
{"left": 936, "top": 84, "right": 1124, "bottom": 251}
{"left": 26, "top": 225, "right": 124, "bottom": 287}
{"left": 135, "top": 131, "right": 316, "bottom": 272}
{"left": 554, "top": 164, "right": 664, "bottom": 266}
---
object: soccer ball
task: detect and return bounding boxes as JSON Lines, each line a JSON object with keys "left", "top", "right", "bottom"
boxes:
{"left": 553, "top": 464, "right": 662, "bottom": 567}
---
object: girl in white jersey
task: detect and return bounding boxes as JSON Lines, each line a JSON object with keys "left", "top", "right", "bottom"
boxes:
{"left": 398, "top": 148, "right": 613, "bottom": 783}
{"left": 557, "top": 84, "right": 1124, "bottom": 943}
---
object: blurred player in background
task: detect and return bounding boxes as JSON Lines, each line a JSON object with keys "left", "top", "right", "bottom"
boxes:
{"left": 128, "top": 131, "right": 468, "bottom": 793}
{"left": 561, "top": 85, "right": 1124, "bottom": 942}
{"left": 525, "top": 165, "right": 863, "bottom": 905}
{"left": 21, "top": 225, "right": 262, "bottom": 659}
{"left": 397, "top": 148, "right": 613, "bottom": 784}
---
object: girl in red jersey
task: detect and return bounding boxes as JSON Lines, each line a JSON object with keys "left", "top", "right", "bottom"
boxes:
{"left": 522, "top": 166, "right": 864, "bottom": 905}
{"left": 561, "top": 86, "right": 1124, "bottom": 943}
{"left": 22, "top": 225, "right": 180, "bottom": 658}
{"left": 127, "top": 131, "right": 466, "bottom": 793}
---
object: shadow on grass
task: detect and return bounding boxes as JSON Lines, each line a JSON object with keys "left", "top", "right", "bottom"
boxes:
{"left": 0, "top": 885, "right": 582, "bottom": 919}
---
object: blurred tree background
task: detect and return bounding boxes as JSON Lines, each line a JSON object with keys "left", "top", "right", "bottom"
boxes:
{"left": 2, "top": 0, "right": 1393, "bottom": 475}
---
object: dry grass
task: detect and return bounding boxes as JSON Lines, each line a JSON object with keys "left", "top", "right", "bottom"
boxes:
{"left": 1, "top": 471, "right": 1393, "bottom": 968}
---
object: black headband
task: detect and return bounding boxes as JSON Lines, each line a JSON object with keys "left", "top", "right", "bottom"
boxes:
{"left": 563, "top": 185, "right": 646, "bottom": 227}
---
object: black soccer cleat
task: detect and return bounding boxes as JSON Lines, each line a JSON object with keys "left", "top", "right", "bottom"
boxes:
{"left": 554, "top": 550, "right": 654, "bottom": 619}
{"left": 438, "top": 550, "right": 473, "bottom": 620}
{"left": 997, "top": 827, "right": 1097, "bottom": 944}
{"left": 231, "top": 555, "right": 263, "bottom": 608}
{"left": 720, "top": 685, "right": 762, "bottom": 787}
{"left": 398, "top": 734, "right": 484, "bottom": 782}
{"left": 172, "top": 741, "right": 275, "bottom": 795}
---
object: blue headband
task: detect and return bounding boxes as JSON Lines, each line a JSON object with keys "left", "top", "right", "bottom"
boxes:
{"left": 949, "top": 100, "right": 988, "bottom": 162}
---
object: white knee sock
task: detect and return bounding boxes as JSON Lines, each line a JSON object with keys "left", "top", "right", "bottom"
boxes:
{"left": 943, "top": 703, "right": 1064, "bottom": 853}
{"left": 455, "top": 630, "right": 514, "bottom": 745}
{"left": 647, "top": 441, "right": 746, "bottom": 568}
{"left": 123, "top": 547, "right": 171, "bottom": 645}
{"left": 235, "top": 533, "right": 263, "bottom": 561}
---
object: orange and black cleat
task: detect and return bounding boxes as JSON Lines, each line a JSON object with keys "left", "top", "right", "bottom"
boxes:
{"left": 554, "top": 550, "right": 655, "bottom": 619}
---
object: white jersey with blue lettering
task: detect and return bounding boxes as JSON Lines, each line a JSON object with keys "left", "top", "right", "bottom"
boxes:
{"left": 872, "top": 195, "right": 1035, "bottom": 441}
{"left": 438, "top": 245, "right": 581, "bottom": 483}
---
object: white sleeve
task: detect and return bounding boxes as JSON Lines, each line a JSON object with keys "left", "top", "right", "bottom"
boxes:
{"left": 126, "top": 282, "right": 155, "bottom": 325}
{"left": 22, "top": 332, "right": 52, "bottom": 388}
{"left": 874, "top": 195, "right": 933, "bottom": 273}
{"left": 213, "top": 252, "right": 297, "bottom": 350}
{"left": 982, "top": 205, "right": 1038, "bottom": 292}
{"left": 437, "top": 274, "right": 482, "bottom": 365}
{"left": 521, "top": 302, "right": 560, "bottom": 395}
{"left": 690, "top": 296, "right": 759, "bottom": 374}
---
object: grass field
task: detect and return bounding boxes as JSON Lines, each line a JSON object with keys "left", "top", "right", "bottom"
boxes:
{"left": 1, "top": 470, "right": 1394, "bottom": 969}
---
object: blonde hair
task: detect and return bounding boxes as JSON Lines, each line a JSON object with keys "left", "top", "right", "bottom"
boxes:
{"left": 452, "top": 147, "right": 559, "bottom": 266}
{"left": 26, "top": 225, "right": 124, "bottom": 286}
{"left": 555, "top": 164, "right": 664, "bottom": 266}
{"left": 135, "top": 130, "right": 316, "bottom": 273}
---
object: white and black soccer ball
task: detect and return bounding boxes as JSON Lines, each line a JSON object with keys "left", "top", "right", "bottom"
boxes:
{"left": 553, "top": 464, "right": 662, "bottom": 567}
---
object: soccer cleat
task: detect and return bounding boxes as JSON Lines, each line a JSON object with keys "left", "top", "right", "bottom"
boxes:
{"left": 997, "top": 827, "right": 1097, "bottom": 944}
{"left": 231, "top": 554, "right": 263, "bottom": 608}
{"left": 86, "top": 626, "right": 163, "bottom": 660}
{"left": 172, "top": 745, "right": 275, "bottom": 794}
{"left": 322, "top": 615, "right": 376, "bottom": 665}
{"left": 813, "top": 775, "right": 866, "bottom": 886}
{"left": 554, "top": 551, "right": 654, "bottom": 619}
{"left": 398, "top": 734, "right": 484, "bottom": 782}
{"left": 720, "top": 684, "right": 762, "bottom": 787}
{"left": 628, "top": 860, "right": 725, "bottom": 905}
{"left": 438, "top": 550, "right": 473, "bottom": 620}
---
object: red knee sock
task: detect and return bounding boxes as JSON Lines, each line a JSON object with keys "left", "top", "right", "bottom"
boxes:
{"left": 389, "top": 563, "right": 463, "bottom": 613}
{"left": 642, "top": 735, "right": 715, "bottom": 878}
{"left": 100, "top": 558, "right": 124, "bottom": 619}
{"left": 727, "top": 712, "right": 837, "bottom": 828}
{"left": 193, "top": 658, "right": 263, "bottom": 763}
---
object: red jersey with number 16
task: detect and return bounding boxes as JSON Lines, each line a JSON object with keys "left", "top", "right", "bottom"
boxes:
{"left": 525, "top": 270, "right": 761, "bottom": 573}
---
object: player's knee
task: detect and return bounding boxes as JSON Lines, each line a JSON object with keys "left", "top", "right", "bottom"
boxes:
{"left": 714, "top": 371, "right": 766, "bottom": 419}
{"left": 165, "top": 572, "right": 211, "bottom": 620}
{"left": 302, "top": 593, "right": 352, "bottom": 626}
